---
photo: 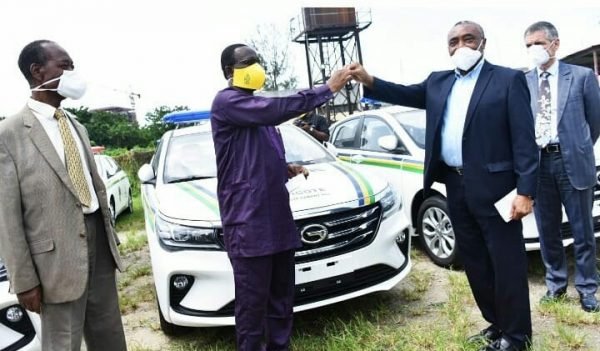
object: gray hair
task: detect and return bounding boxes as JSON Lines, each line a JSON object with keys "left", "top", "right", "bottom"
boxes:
{"left": 453, "top": 20, "right": 485, "bottom": 39}
{"left": 524, "top": 21, "right": 559, "bottom": 40}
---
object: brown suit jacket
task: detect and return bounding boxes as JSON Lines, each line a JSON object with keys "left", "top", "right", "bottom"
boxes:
{"left": 0, "top": 105, "right": 122, "bottom": 303}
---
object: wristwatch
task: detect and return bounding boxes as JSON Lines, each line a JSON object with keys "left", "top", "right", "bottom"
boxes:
{"left": 310, "top": 126, "right": 315, "bottom": 132}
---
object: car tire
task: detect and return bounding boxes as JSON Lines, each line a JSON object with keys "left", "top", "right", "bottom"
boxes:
{"left": 126, "top": 189, "right": 134, "bottom": 214}
{"left": 157, "top": 298, "right": 191, "bottom": 336}
{"left": 110, "top": 198, "right": 117, "bottom": 227}
{"left": 417, "top": 196, "right": 460, "bottom": 268}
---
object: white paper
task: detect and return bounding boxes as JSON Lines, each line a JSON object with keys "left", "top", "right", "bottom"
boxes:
{"left": 286, "top": 174, "right": 307, "bottom": 193}
{"left": 494, "top": 189, "right": 536, "bottom": 230}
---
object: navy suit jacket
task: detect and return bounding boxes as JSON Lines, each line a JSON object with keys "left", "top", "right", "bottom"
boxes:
{"left": 365, "top": 61, "right": 539, "bottom": 216}
{"left": 526, "top": 62, "right": 600, "bottom": 190}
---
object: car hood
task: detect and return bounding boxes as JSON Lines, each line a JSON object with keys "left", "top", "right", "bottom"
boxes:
{"left": 154, "top": 161, "right": 389, "bottom": 222}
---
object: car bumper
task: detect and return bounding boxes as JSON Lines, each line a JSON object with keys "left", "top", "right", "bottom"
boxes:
{"left": 0, "top": 301, "right": 41, "bottom": 351}
{"left": 147, "top": 210, "right": 412, "bottom": 327}
{"left": 523, "top": 205, "right": 600, "bottom": 251}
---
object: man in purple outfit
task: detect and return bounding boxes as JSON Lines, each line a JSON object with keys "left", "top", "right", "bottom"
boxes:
{"left": 210, "top": 43, "right": 350, "bottom": 351}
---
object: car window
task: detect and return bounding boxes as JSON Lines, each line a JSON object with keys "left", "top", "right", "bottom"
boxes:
{"left": 360, "top": 117, "right": 395, "bottom": 152}
{"left": 332, "top": 118, "right": 360, "bottom": 148}
{"left": 102, "top": 157, "right": 118, "bottom": 178}
{"left": 393, "top": 110, "right": 426, "bottom": 149}
{"left": 279, "top": 125, "right": 335, "bottom": 165}
{"left": 152, "top": 140, "right": 164, "bottom": 173}
{"left": 107, "top": 157, "right": 122, "bottom": 172}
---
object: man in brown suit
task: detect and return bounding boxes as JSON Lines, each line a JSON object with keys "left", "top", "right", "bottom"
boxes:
{"left": 0, "top": 40, "right": 126, "bottom": 350}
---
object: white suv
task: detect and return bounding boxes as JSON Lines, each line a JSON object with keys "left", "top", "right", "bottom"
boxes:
{"left": 138, "top": 114, "right": 411, "bottom": 334}
{"left": 330, "top": 106, "right": 600, "bottom": 267}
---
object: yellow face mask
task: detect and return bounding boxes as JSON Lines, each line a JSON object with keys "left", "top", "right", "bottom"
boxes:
{"left": 232, "top": 63, "right": 266, "bottom": 90}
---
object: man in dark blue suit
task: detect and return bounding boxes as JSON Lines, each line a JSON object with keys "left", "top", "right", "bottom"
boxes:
{"left": 349, "top": 21, "right": 539, "bottom": 351}
{"left": 524, "top": 21, "right": 600, "bottom": 313}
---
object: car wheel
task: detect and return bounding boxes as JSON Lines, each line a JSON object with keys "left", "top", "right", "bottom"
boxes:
{"left": 417, "top": 196, "right": 460, "bottom": 267}
{"left": 126, "top": 189, "right": 134, "bottom": 214}
{"left": 110, "top": 198, "right": 116, "bottom": 227}
{"left": 157, "top": 298, "right": 191, "bottom": 336}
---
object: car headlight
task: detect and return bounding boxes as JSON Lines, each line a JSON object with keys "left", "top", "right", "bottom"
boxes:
{"left": 381, "top": 186, "right": 401, "bottom": 219}
{"left": 155, "top": 216, "right": 221, "bottom": 250}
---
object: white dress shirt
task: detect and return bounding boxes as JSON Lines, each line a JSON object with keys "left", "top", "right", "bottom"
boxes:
{"left": 28, "top": 98, "right": 99, "bottom": 214}
{"left": 441, "top": 59, "right": 485, "bottom": 167}
{"left": 536, "top": 60, "right": 559, "bottom": 144}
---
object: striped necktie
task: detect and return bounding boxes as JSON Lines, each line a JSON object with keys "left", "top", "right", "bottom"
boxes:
{"left": 54, "top": 109, "right": 92, "bottom": 207}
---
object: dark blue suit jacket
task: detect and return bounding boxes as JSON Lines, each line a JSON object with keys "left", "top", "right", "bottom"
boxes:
{"left": 526, "top": 62, "right": 600, "bottom": 190}
{"left": 365, "top": 61, "right": 539, "bottom": 216}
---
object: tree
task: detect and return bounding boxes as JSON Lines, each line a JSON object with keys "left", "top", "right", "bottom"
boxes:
{"left": 248, "top": 23, "right": 298, "bottom": 91}
{"left": 142, "top": 105, "right": 189, "bottom": 143}
{"left": 66, "top": 107, "right": 146, "bottom": 149}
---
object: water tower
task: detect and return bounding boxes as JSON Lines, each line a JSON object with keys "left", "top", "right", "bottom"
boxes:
{"left": 291, "top": 7, "right": 372, "bottom": 121}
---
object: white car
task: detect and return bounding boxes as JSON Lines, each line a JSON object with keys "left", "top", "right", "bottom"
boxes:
{"left": 94, "top": 154, "right": 133, "bottom": 224}
{"left": 138, "top": 115, "right": 411, "bottom": 333}
{"left": 0, "top": 258, "right": 41, "bottom": 351}
{"left": 330, "top": 106, "right": 600, "bottom": 267}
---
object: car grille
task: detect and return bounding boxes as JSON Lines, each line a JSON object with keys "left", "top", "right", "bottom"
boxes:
{"left": 216, "top": 203, "right": 383, "bottom": 264}
{"left": 0, "top": 258, "right": 7, "bottom": 282}
{"left": 294, "top": 203, "right": 382, "bottom": 263}
{"left": 559, "top": 216, "right": 600, "bottom": 240}
{"left": 595, "top": 166, "right": 600, "bottom": 201}
{"left": 172, "top": 263, "right": 406, "bottom": 318}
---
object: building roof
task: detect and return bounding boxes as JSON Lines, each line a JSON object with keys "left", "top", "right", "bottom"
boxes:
{"left": 561, "top": 44, "right": 600, "bottom": 71}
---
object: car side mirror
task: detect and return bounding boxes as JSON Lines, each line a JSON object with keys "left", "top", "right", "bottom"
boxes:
{"left": 377, "top": 135, "right": 398, "bottom": 151}
{"left": 138, "top": 164, "right": 156, "bottom": 185}
{"left": 324, "top": 141, "right": 338, "bottom": 157}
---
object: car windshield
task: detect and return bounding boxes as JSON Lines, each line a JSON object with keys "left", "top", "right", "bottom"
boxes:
{"left": 393, "top": 110, "right": 426, "bottom": 149}
{"left": 163, "top": 125, "right": 335, "bottom": 183}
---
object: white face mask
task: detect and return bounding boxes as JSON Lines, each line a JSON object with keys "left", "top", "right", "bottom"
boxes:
{"left": 450, "top": 41, "right": 483, "bottom": 72}
{"left": 527, "top": 42, "right": 554, "bottom": 68}
{"left": 31, "top": 70, "right": 87, "bottom": 100}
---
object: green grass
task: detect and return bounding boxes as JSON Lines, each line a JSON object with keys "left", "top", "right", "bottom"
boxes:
{"left": 119, "top": 231, "right": 148, "bottom": 255}
{"left": 538, "top": 298, "right": 600, "bottom": 326}
{"left": 119, "top": 280, "right": 156, "bottom": 314}
{"left": 116, "top": 193, "right": 145, "bottom": 233}
{"left": 118, "top": 263, "right": 152, "bottom": 290}
{"left": 114, "top": 207, "right": 600, "bottom": 350}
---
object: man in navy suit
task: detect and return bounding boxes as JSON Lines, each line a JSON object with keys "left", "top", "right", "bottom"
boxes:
{"left": 524, "top": 21, "right": 600, "bottom": 313}
{"left": 349, "top": 21, "right": 538, "bottom": 351}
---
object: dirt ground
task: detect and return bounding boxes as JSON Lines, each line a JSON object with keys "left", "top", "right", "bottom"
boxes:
{"left": 118, "top": 233, "right": 600, "bottom": 351}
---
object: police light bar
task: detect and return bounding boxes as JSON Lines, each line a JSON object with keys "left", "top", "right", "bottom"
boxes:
{"left": 163, "top": 110, "right": 211, "bottom": 124}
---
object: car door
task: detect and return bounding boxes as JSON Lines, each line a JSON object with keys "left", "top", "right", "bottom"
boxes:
{"left": 108, "top": 156, "right": 128, "bottom": 213}
{"left": 343, "top": 116, "right": 409, "bottom": 192}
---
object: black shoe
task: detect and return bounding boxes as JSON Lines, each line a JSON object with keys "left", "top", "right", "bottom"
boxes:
{"left": 540, "top": 288, "right": 567, "bottom": 303}
{"left": 480, "top": 337, "right": 527, "bottom": 351}
{"left": 579, "top": 293, "right": 599, "bottom": 313}
{"left": 468, "top": 325, "right": 502, "bottom": 344}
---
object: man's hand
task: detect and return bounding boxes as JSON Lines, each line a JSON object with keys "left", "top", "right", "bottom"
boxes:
{"left": 326, "top": 67, "right": 352, "bottom": 93}
{"left": 348, "top": 62, "right": 374, "bottom": 89}
{"left": 17, "top": 285, "right": 42, "bottom": 313}
{"left": 287, "top": 164, "right": 309, "bottom": 179}
{"left": 510, "top": 195, "right": 533, "bottom": 221}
